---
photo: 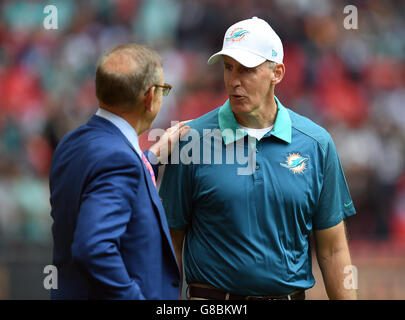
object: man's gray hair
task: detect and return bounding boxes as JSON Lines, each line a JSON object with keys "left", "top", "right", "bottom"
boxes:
{"left": 95, "top": 43, "right": 162, "bottom": 110}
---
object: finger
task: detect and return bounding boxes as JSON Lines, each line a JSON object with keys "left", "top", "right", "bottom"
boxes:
{"left": 178, "top": 125, "right": 190, "bottom": 138}
{"left": 166, "top": 122, "right": 181, "bottom": 134}
{"left": 165, "top": 120, "right": 192, "bottom": 135}
{"left": 167, "top": 121, "right": 188, "bottom": 135}
{"left": 169, "top": 125, "right": 190, "bottom": 140}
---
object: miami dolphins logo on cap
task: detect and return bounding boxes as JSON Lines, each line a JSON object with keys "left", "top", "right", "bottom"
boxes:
{"left": 280, "top": 153, "right": 308, "bottom": 174}
{"left": 226, "top": 28, "right": 249, "bottom": 42}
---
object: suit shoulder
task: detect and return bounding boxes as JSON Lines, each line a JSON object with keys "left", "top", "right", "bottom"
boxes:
{"left": 288, "top": 108, "right": 333, "bottom": 150}
{"left": 54, "top": 124, "right": 140, "bottom": 167}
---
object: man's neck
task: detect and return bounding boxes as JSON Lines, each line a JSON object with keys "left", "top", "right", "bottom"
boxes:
{"left": 233, "top": 97, "right": 278, "bottom": 129}
{"left": 99, "top": 103, "right": 146, "bottom": 136}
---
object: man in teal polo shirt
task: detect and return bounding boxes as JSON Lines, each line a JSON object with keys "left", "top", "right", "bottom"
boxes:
{"left": 159, "top": 17, "right": 357, "bottom": 300}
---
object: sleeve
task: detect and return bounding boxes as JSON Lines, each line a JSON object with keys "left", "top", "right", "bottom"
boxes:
{"left": 71, "top": 151, "right": 145, "bottom": 300}
{"left": 159, "top": 152, "right": 194, "bottom": 231}
{"left": 312, "top": 136, "right": 356, "bottom": 230}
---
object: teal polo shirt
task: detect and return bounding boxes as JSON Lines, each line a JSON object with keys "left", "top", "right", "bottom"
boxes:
{"left": 159, "top": 97, "right": 356, "bottom": 295}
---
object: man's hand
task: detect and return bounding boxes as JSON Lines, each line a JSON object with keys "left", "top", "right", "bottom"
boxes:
{"left": 149, "top": 120, "right": 191, "bottom": 164}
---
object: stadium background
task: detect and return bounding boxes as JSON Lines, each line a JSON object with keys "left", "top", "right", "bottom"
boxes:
{"left": 0, "top": 0, "right": 404, "bottom": 299}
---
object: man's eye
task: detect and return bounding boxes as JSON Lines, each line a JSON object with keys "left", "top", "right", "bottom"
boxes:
{"left": 224, "top": 64, "right": 232, "bottom": 71}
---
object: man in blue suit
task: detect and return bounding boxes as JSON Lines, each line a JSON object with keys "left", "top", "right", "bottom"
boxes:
{"left": 49, "top": 43, "right": 188, "bottom": 299}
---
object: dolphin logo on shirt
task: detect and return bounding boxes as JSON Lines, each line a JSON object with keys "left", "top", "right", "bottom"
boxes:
{"left": 280, "top": 153, "right": 308, "bottom": 174}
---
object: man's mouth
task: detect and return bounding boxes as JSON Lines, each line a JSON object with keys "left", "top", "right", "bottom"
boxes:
{"left": 230, "top": 94, "right": 245, "bottom": 101}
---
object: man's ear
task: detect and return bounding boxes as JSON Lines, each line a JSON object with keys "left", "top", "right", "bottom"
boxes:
{"left": 271, "top": 63, "right": 285, "bottom": 85}
{"left": 143, "top": 86, "right": 155, "bottom": 112}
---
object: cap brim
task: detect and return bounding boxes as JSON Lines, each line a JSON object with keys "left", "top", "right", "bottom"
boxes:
{"left": 207, "top": 48, "right": 267, "bottom": 68}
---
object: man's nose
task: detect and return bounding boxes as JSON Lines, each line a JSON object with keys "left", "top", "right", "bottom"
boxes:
{"left": 228, "top": 71, "right": 241, "bottom": 88}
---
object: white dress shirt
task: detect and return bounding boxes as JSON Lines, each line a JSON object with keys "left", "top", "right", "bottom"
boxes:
{"left": 95, "top": 107, "right": 143, "bottom": 158}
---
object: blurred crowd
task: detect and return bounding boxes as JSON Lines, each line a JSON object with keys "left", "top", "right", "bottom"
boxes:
{"left": 0, "top": 0, "right": 404, "bottom": 245}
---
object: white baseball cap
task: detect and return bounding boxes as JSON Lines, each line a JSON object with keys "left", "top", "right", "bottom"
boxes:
{"left": 207, "top": 16, "right": 283, "bottom": 68}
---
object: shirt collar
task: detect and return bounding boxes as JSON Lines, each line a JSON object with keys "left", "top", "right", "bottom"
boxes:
{"left": 95, "top": 107, "right": 143, "bottom": 157}
{"left": 218, "top": 96, "right": 292, "bottom": 144}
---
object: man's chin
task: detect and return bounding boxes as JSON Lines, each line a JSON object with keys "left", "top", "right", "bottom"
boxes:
{"left": 229, "top": 99, "right": 252, "bottom": 114}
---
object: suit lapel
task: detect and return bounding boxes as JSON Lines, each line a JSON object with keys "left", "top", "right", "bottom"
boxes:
{"left": 132, "top": 152, "right": 177, "bottom": 265}
{"left": 137, "top": 157, "right": 174, "bottom": 247}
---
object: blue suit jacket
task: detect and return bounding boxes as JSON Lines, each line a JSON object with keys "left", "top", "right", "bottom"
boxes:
{"left": 49, "top": 115, "right": 180, "bottom": 299}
